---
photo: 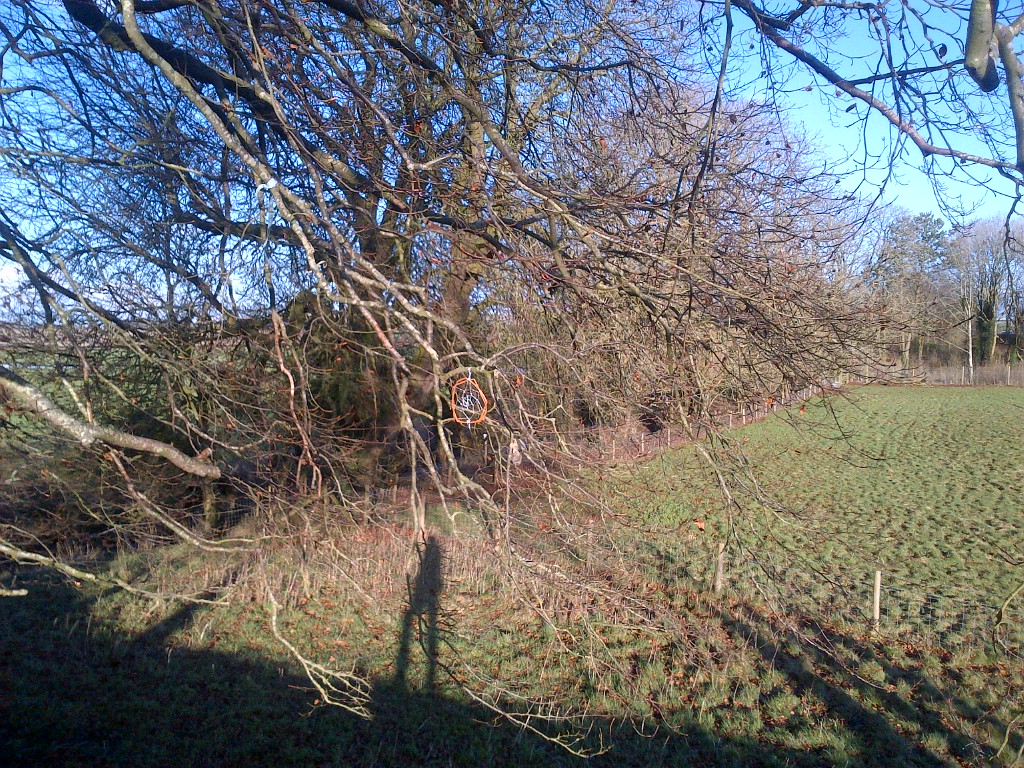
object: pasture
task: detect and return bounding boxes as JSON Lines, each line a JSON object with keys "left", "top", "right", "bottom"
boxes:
{"left": 2, "top": 385, "right": 1023, "bottom": 767}
{"left": 627, "top": 386, "right": 1024, "bottom": 634}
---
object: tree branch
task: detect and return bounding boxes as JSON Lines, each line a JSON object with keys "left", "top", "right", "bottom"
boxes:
{"left": 966, "top": 0, "right": 1000, "bottom": 92}
{"left": 736, "top": 0, "right": 1022, "bottom": 176}
{"left": 846, "top": 60, "right": 963, "bottom": 87}
{"left": 0, "top": 365, "right": 221, "bottom": 479}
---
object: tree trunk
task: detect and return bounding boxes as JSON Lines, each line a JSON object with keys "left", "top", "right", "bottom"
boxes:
{"left": 967, "top": 310, "right": 975, "bottom": 383}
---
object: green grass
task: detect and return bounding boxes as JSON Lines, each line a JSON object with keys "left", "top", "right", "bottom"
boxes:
{"left": 626, "top": 387, "right": 1024, "bottom": 623}
{"left": 3, "top": 385, "right": 1024, "bottom": 766}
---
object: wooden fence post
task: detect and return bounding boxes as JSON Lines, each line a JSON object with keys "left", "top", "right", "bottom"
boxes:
{"left": 871, "top": 570, "right": 882, "bottom": 634}
{"left": 713, "top": 542, "right": 726, "bottom": 596}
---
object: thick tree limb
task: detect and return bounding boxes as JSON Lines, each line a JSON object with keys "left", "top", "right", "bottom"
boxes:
{"left": 736, "top": 0, "right": 1022, "bottom": 176}
{"left": 0, "top": 365, "right": 220, "bottom": 479}
{"left": 0, "top": 539, "right": 229, "bottom": 603}
{"left": 0, "top": 540, "right": 99, "bottom": 583}
{"left": 995, "top": 25, "right": 1024, "bottom": 169}
{"left": 135, "top": 0, "right": 191, "bottom": 12}
{"left": 966, "top": 0, "right": 1000, "bottom": 92}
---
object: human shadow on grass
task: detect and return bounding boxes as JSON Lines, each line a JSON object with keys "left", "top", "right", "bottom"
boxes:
{"left": 393, "top": 534, "right": 443, "bottom": 693}
{"left": 0, "top": 559, "right": 899, "bottom": 768}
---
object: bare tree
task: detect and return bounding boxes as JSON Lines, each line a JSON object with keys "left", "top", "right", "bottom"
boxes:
{"left": 948, "top": 219, "right": 1017, "bottom": 370}
{"left": 0, "top": 0, "right": 883, "bottom": 734}
{"left": 869, "top": 211, "right": 955, "bottom": 369}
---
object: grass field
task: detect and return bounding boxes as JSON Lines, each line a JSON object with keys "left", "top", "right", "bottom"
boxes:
{"left": 625, "top": 386, "right": 1024, "bottom": 628}
{"left": 2, "top": 386, "right": 1024, "bottom": 766}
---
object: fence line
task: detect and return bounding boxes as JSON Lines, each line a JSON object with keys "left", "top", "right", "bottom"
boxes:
{"left": 561, "top": 378, "right": 846, "bottom": 464}
{"left": 922, "top": 362, "right": 1024, "bottom": 386}
{"left": 717, "top": 556, "right": 1024, "bottom": 656}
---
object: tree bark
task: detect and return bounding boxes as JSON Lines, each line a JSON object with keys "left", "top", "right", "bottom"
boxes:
{"left": 0, "top": 365, "right": 220, "bottom": 479}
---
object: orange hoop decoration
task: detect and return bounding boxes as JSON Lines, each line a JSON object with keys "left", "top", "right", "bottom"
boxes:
{"left": 450, "top": 374, "right": 489, "bottom": 426}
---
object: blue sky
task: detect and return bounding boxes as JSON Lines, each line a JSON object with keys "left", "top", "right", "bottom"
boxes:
{"left": 780, "top": 92, "right": 1019, "bottom": 224}
{"left": 719, "top": 0, "right": 1024, "bottom": 227}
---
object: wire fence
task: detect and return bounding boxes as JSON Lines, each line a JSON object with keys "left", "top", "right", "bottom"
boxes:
{"left": 558, "top": 379, "right": 848, "bottom": 465}
{"left": 191, "top": 366, "right": 1024, "bottom": 657}
{"left": 722, "top": 557, "right": 1024, "bottom": 657}
{"left": 551, "top": 361, "right": 1024, "bottom": 467}
{"left": 921, "top": 362, "right": 1024, "bottom": 386}
{"left": 548, "top": 373, "right": 1024, "bottom": 656}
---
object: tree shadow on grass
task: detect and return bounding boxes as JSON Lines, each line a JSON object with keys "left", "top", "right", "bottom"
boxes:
{"left": 714, "top": 603, "right": 1012, "bottom": 767}
{"left": 2, "top": 557, "right": 971, "bottom": 768}
{"left": 814, "top": 620, "right": 1022, "bottom": 763}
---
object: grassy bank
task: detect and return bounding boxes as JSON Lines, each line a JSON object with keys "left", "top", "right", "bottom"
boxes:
{"left": 2, "top": 386, "right": 1024, "bottom": 766}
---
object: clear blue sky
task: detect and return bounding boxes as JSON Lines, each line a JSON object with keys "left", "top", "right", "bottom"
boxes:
{"left": 723, "top": 1, "right": 1023, "bottom": 227}
{"left": 781, "top": 94, "right": 1019, "bottom": 224}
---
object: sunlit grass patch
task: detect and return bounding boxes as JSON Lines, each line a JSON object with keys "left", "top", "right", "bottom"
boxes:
{"left": 617, "top": 387, "right": 1024, "bottom": 647}
{"left": 4, "top": 386, "right": 1024, "bottom": 766}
